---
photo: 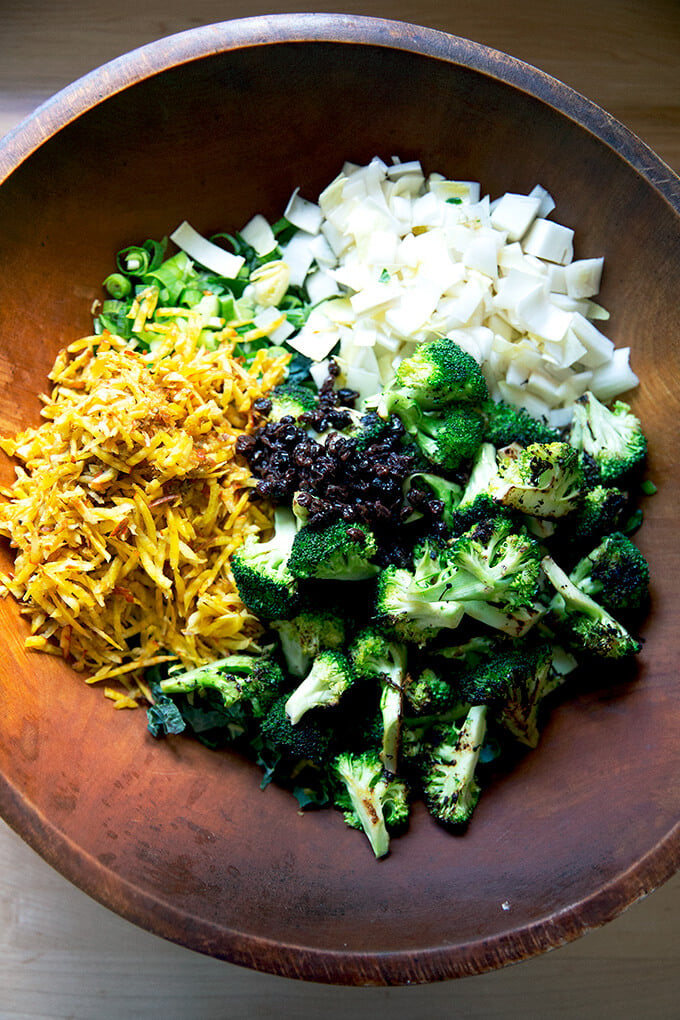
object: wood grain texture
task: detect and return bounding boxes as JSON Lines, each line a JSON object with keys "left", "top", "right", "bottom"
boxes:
{"left": 0, "top": 1, "right": 678, "bottom": 1013}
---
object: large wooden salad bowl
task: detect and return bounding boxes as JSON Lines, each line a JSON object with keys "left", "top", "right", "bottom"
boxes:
{"left": 0, "top": 15, "right": 678, "bottom": 985}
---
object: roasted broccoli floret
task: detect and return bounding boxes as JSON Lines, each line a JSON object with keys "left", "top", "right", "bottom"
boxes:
{"left": 568, "top": 391, "right": 647, "bottom": 483}
{"left": 381, "top": 335, "right": 489, "bottom": 410}
{"left": 566, "top": 483, "right": 629, "bottom": 546}
{"left": 288, "top": 521, "right": 379, "bottom": 581}
{"left": 374, "top": 545, "right": 465, "bottom": 646}
{"left": 231, "top": 506, "right": 300, "bottom": 620}
{"left": 390, "top": 397, "right": 485, "bottom": 472}
{"left": 568, "top": 532, "right": 650, "bottom": 614}
{"left": 259, "top": 694, "right": 333, "bottom": 765}
{"left": 443, "top": 517, "right": 544, "bottom": 636}
{"left": 496, "top": 643, "right": 576, "bottom": 747}
{"left": 455, "top": 648, "right": 522, "bottom": 706}
{"left": 447, "top": 442, "right": 506, "bottom": 535}
{"left": 491, "top": 441, "right": 583, "bottom": 518}
{"left": 332, "top": 749, "right": 410, "bottom": 858}
{"left": 421, "top": 705, "right": 487, "bottom": 829}
{"left": 159, "top": 652, "right": 285, "bottom": 720}
{"left": 431, "top": 633, "right": 499, "bottom": 666}
{"left": 376, "top": 521, "right": 543, "bottom": 644}
{"left": 264, "top": 381, "right": 318, "bottom": 422}
{"left": 349, "top": 626, "right": 408, "bottom": 774}
{"left": 542, "top": 554, "right": 642, "bottom": 659}
{"left": 284, "top": 650, "right": 357, "bottom": 725}
{"left": 271, "top": 606, "right": 347, "bottom": 677}
{"left": 457, "top": 643, "right": 568, "bottom": 747}
{"left": 481, "top": 398, "right": 561, "bottom": 448}
{"left": 448, "top": 516, "right": 542, "bottom": 605}
{"left": 404, "top": 666, "right": 466, "bottom": 719}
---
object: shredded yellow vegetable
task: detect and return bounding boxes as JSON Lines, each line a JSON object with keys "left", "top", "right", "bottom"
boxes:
{"left": 0, "top": 317, "right": 289, "bottom": 704}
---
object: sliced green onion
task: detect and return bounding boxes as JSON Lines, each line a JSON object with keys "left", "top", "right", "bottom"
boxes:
{"left": 144, "top": 251, "right": 196, "bottom": 304}
{"left": 623, "top": 509, "right": 644, "bottom": 534}
{"left": 143, "top": 237, "right": 167, "bottom": 273}
{"left": 117, "top": 245, "right": 151, "bottom": 275}
{"left": 103, "top": 273, "right": 132, "bottom": 299}
{"left": 219, "top": 294, "right": 236, "bottom": 320}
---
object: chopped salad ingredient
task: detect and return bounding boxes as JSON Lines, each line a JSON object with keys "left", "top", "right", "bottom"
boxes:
{"left": 0, "top": 324, "right": 289, "bottom": 694}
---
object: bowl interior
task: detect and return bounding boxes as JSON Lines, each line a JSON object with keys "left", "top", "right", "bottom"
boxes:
{"left": 0, "top": 18, "right": 678, "bottom": 985}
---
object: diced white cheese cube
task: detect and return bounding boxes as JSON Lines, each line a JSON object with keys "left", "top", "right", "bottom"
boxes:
{"left": 170, "top": 221, "right": 245, "bottom": 278}
{"left": 516, "top": 291, "right": 573, "bottom": 343}
{"left": 463, "top": 232, "right": 499, "bottom": 278}
{"left": 568, "top": 313, "right": 615, "bottom": 368}
{"left": 253, "top": 306, "right": 295, "bottom": 344}
{"left": 308, "top": 232, "right": 337, "bottom": 268}
{"left": 548, "top": 405, "right": 575, "bottom": 428}
{"left": 529, "top": 184, "right": 556, "bottom": 219}
{"left": 309, "top": 358, "right": 331, "bottom": 388}
{"left": 589, "top": 347, "right": 639, "bottom": 401}
{"left": 428, "top": 178, "right": 481, "bottom": 204}
{"left": 239, "top": 214, "right": 276, "bottom": 255}
{"left": 564, "top": 257, "right": 604, "bottom": 298}
{"left": 383, "top": 283, "right": 442, "bottom": 338}
{"left": 490, "top": 193, "right": 542, "bottom": 241}
{"left": 497, "top": 380, "right": 552, "bottom": 420}
{"left": 349, "top": 280, "right": 402, "bottom": 317}
{"left": 522, "top": 219, "right": 574, "bottom": 264}
{"left": 321, "top": 219, "right": 351, "bottom": 258}
{"left": 305, "top": 268, "right": 341, "bottom": 305}
{"left": 411, "top": 191, "right": 445, "bottom": 229}
{"left": 286, "top": 322, "right": 340, "bottom": 361}
{"left": 527, "top": 369, "right": 565, "bottom": 406}
{"left": 387, "top": 158, "right": 423, "bottom": 177}
{"left": 281, "top": 231, "right": 316, "bottom": 287}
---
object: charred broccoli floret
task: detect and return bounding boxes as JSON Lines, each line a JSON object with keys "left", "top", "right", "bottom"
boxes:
{"left": 444, "top": 517, "right": 544, "bottom": 636}
{"left": 448, "top": 516, "right": 542, "bottom": 606}
{"left": 349, "top": 626, "right": 408, "bottom": 774}
{"left": 374, "top": 541, "right": 466, "bottom": 646}
{"left": 421, "top": 705, "right": 487, "bottom": 829}
{"left": 231, "top": 506, "right": 300, "bottom": 621}
{"left": 567, "top": 483, "right": 629, "bottom": 546}
{"left": 568, "top": 532, "right": 650, "bottom": 614}
{"left": 284, "top": 650, "right": 357, "bottom": 725}
{"left": 404, "top": 666, "right": 466, "bottom": 719}
{"left": 491, "top": 441, "right": 583, "bottom": 518}
{"left": 390, "top": 397, "right": 485, "bottom": 472}
{"left": 332, "top": 749, "right": 410, "bottom": 858}
{"left": 381, "top": 335, "right": 489, "bottom": 410}
{"left": 542, "top": 554, "right": 642, "bottom": 659}
{"left": 568, "top": 391, "right": 647, "bottom": 483}
{"left": 271, "top": 606, "right": 347, "bottom": 677}
{"left": 481, "top": 398, "right": 561, "bottom": 448}
{"left": 375, "top": 521, "right": 543, "bottom": 644}
{"left": 447, "top": 442, "right": 506, "bottom": 535}
{"left": 259, "top": 694, "right": 333, "bottom": 765}
{"left": 456, "top": 643, "right": 569, "bottom": 747}
{"left": 159, "top": 652, "right": 285, "bottom": 720}
{"left": 288, "top": 520, "right": 379, "bottom": 581}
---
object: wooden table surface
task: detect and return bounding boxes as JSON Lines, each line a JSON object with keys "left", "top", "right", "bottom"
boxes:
{"left": 1, "top": 2, "right": 678, "bottom": 1017}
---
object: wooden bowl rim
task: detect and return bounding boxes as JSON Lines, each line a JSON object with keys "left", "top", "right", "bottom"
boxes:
{"left": 0, "top": 13, "right": 679, "bottom": 985}
{"left": 1, "top": 14, "right": 679, "bottom": 205}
